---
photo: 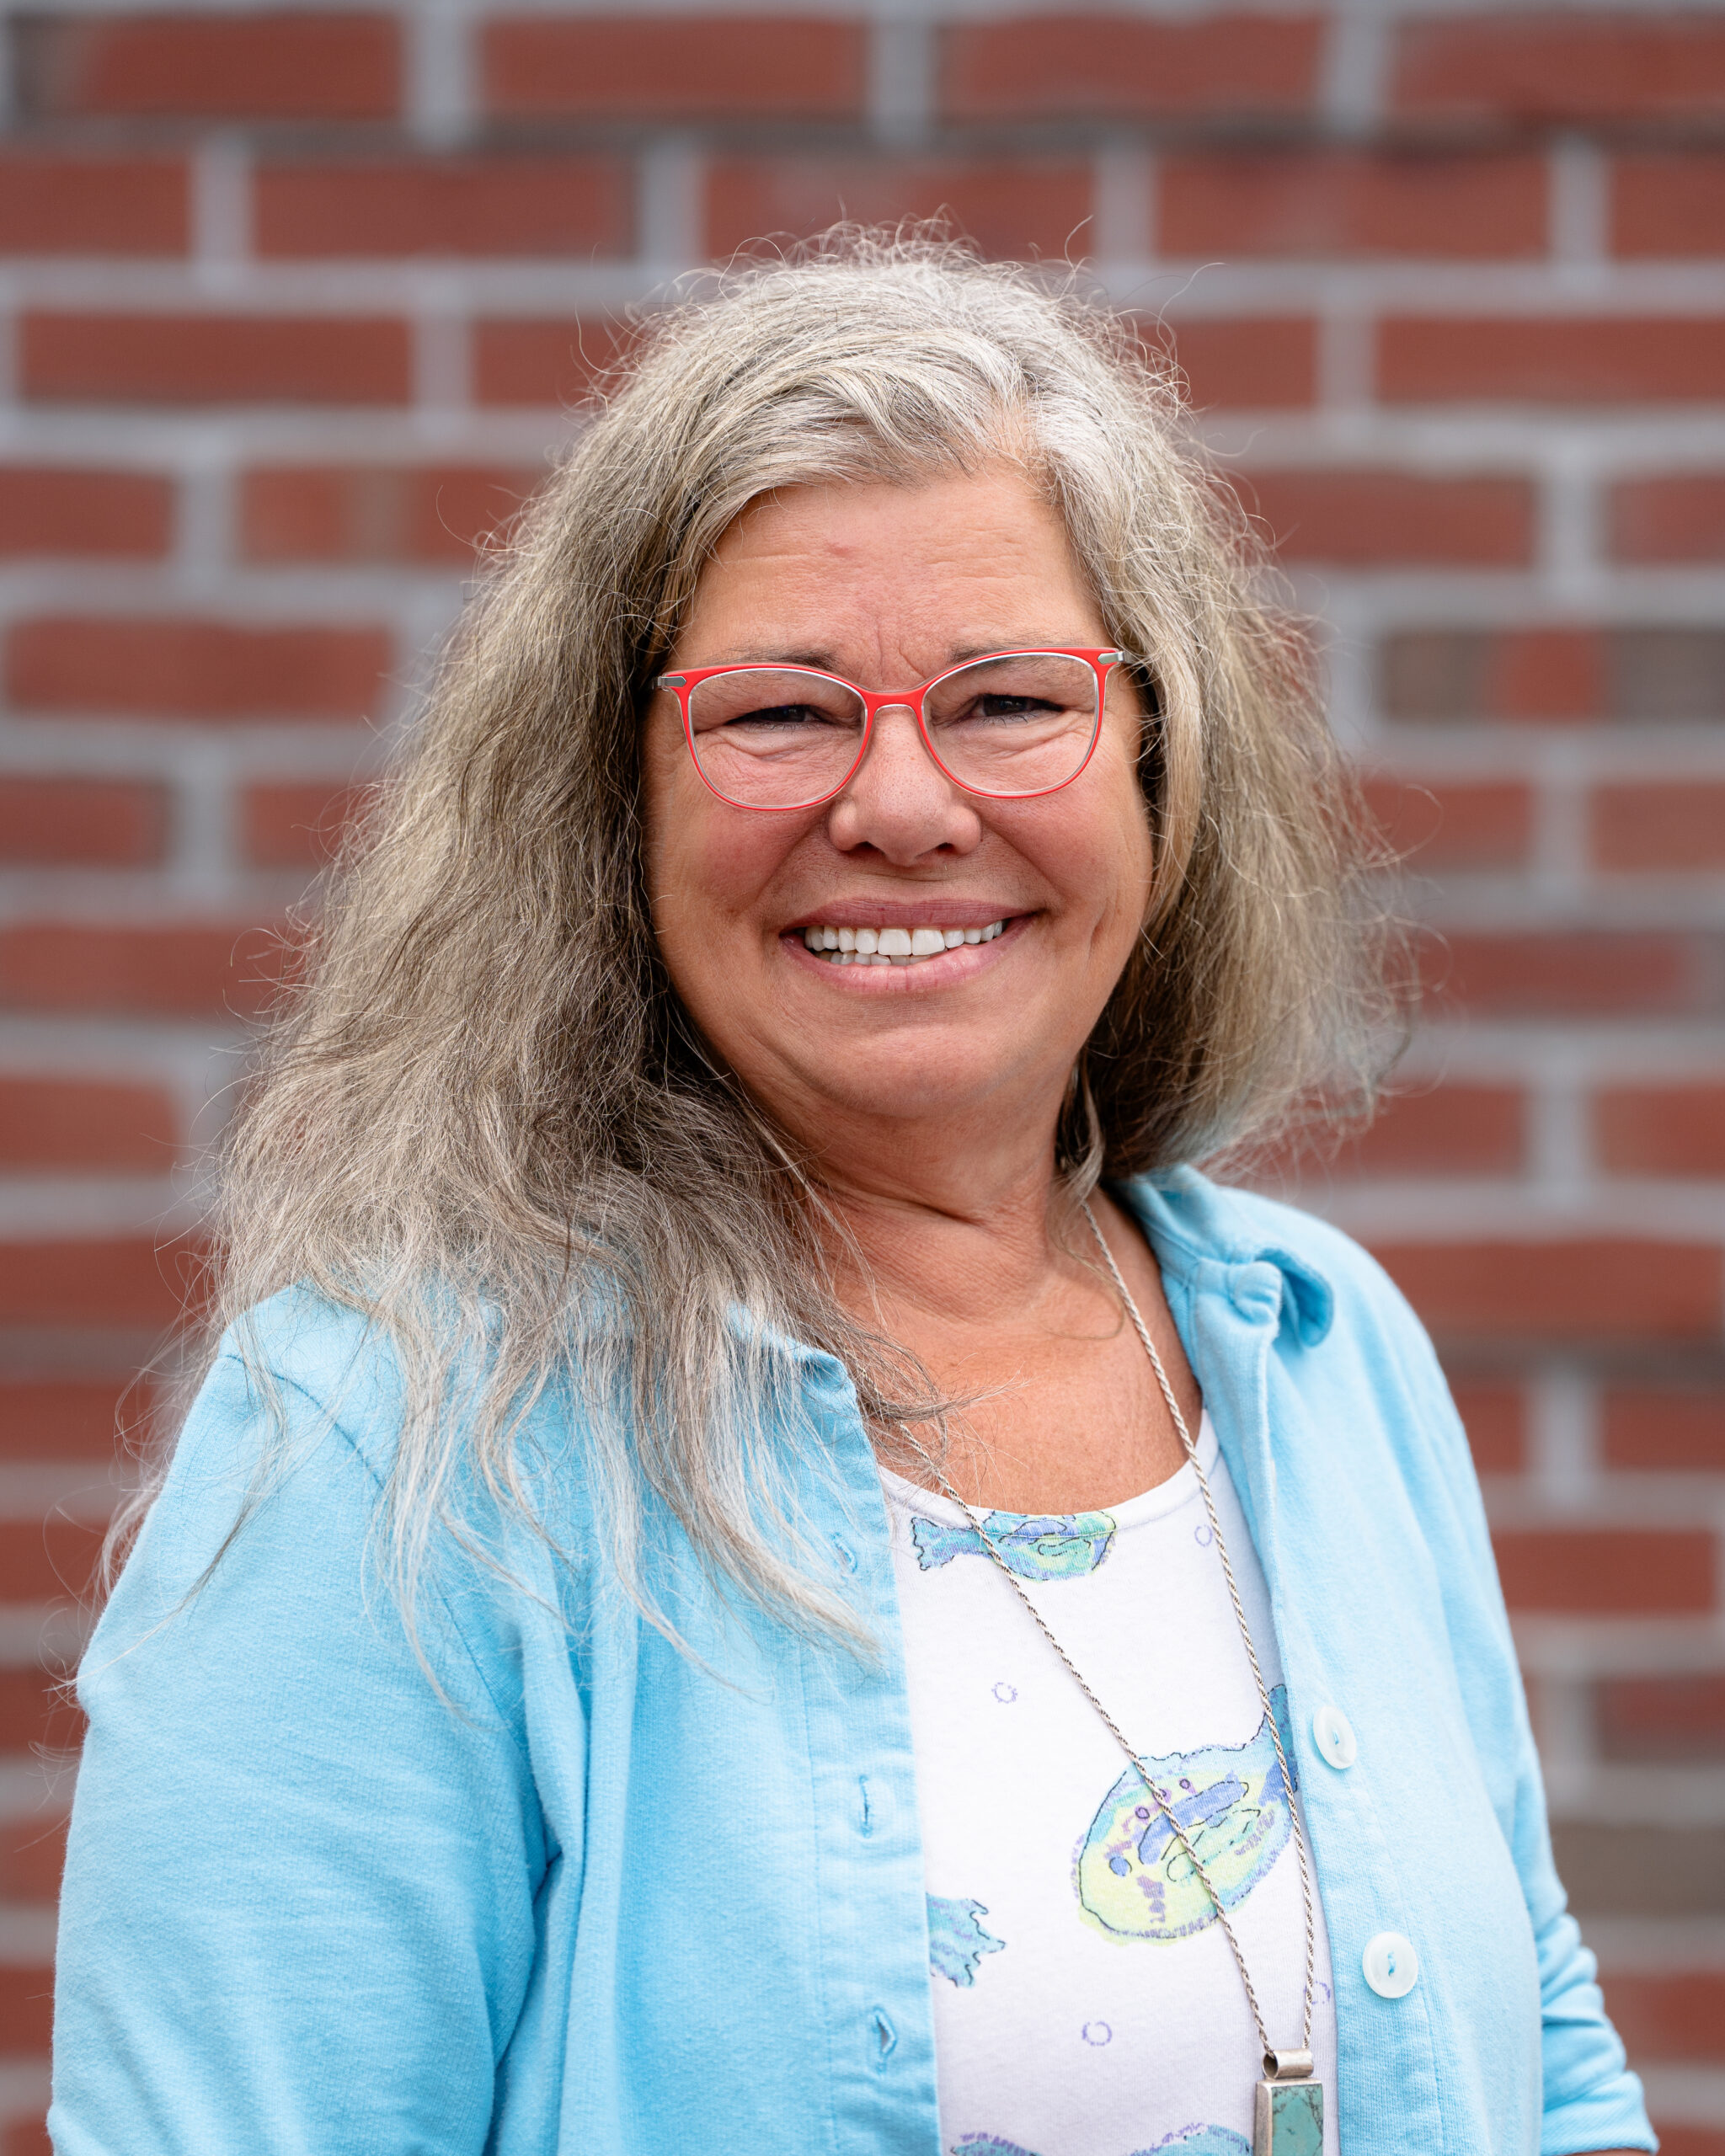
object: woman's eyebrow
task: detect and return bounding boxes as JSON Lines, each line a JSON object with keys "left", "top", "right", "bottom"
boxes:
{"left": 720, "top": 640, "right": 1055, "bottom": 675}
{"left": 715, "top": 648, "right": 841, "bottom": 671}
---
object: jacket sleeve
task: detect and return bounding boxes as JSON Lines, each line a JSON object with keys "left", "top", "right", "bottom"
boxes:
{"left": 1394, "top": 1310, "right": 1657, "bottom": 2156}
{"left": 50, "top": 1332, "right": 550, "bottom": 2156}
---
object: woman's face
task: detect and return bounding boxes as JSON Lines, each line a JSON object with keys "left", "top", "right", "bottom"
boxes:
{"left": 641, "top": 464, "right": 1154, "bottom": 1161}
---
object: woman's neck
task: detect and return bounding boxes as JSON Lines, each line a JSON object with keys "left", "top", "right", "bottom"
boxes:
{"left": 810, "top": 1134, "right": 1074, "bottom": 1331}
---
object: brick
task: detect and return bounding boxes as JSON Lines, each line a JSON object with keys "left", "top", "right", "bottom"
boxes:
{"left": 1559, "top": 1822, "right": 1725, "bottom": 1917}
{"left": 1361, "top": 775, "right": 1532, "bottom": 870}
{"left": 1595, "top": 1084, "right": 1725, "bottom": 1177}
{"left": 1394, "top": 13, "right": 1725, "bottom": 123}
{"left": 0, "top": 1075, "right": 179, "bottom": 1170}
{"left": 1372, "top": 1237, "right": 1725, "bottom": 1344}
{"left": 1492, "top": 1527, "right": 1715, "bottom": 1614}
{"left": 1433, "top": 930, "right": 1720, "bottom": 1019}
{"left": 942, "top": 13, "right": 1322, "bottom": 120}
{"left": 484, "top": 14, "right": 863, "bottom": 119}
{"left": 22, "top": 313, "right": 411, "bottom": 407}
{"left": 1653, "top": 2131, "right": 1725, "bottom": 2156}
{"left": 1379, "top": 318, "right": 1725, "bottom": 405}
{"left": 1151, "top": 318, "right": 1316, "bottom": 410}
{"left": 1342, "top": 1084, "right": 1526, "bottom": 1177}
{"left": 241, "top": 466, "right": 538, "bottom": 566}
{"left": 16, "top": 11, "right": 398, "bottom": 120}
{"left": 7, "top": 617, "right": 390, "bottom": 721}
{"left": 1383, "top": 627, "right": 1605, "bottom": 723}
{"left": 473, "top": 318, "right": 626, "bottom": 408}
{"left": 0, "top": 776, "right": 167, "bottom": 866}
{"left": 256, "top": 157, "right": 630, "bottom": 259}
{"left": 0, "top": 1516, "right": 104, "bottom": 1606}
{"left": 1381, "top": 627, "right": 1725, "bottom": 724}
{"left": 705, "top": 158, "right": 1092, "bottom": 265}
{"left": 1602, "top": 1968, "right": 1725, "bottom": 2059}
{"left": 1606, "top": 629, "right": 1725, "bottom": 720}
{"left": 1599, "top": 1674, "right": 1725, "bottom": 1764}
{"left": 1614, "top": 153, "right": 1725, "bottom": 258}
{"left": 240, "top": 781, "right": 370, "bottom": 870}
{"left": 0, "top": 1666, "right": 69, "bottom": 1758}
{"left": 0, "top": 1379, "right": 131, "bottom": 1460}
{"left": 0, "top": 922, "right": 285, "bottom": 1019}
{"left": 0, "top": 152, "right": 185, "bottom": 253}
{"left": 1240, "top": 469, "right": 1531, "bottom": 567}
{"left": 0, "top": 1808, "right": 67, "bottom": 1903}
{"left": 0, "top": 467, "right": 171, "bottom": 558}
{"left": 0, "top": 1235, "right": 203, "bottom": 1327}
{"left": 1263, "top": 1083, "right": 1525, "bottom": 1189}
{"left": 1592, "top": 782, "right": 1725, "bottom": 872}
{"left": 1449, "top": 1378, "right": 1526, "bottom": 1475}
{"left": 1161, "top": 151, "right": 1546, "bottom": 260}
{"left": 1605, "top": 1382, "right": 1725, "bottom": 1471}
{"left": 0, "top": 1962, "right": 53, "bottom": 2052}
{"left": 1610, "top": 474, "right": 1725, "bottom": 563}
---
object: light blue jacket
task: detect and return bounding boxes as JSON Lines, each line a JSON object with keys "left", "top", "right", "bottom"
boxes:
{"left": 51, "top": 1171, "right": 1654, "bottom": 2156}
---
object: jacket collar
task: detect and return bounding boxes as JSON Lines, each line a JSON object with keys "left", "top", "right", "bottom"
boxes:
{"left": 1116, "top": 1167, "right": 1334, "bottom": 1349}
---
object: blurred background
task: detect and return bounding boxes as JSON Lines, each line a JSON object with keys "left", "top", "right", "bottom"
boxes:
{"left": 1, "top": 0, "right": 1723, "bottom": 2148}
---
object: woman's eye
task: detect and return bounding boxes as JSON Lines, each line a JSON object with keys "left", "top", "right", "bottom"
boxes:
{"left": 971, "top": 694, "right": 1057, "bottom": 721}
{"left": 728, "top": 703, "right": 829, "bottom": 729}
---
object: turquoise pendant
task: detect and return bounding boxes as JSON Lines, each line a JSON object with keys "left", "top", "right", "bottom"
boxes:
{"left": 1254, "top": 2052, "right": 1323, "bottom": 2156}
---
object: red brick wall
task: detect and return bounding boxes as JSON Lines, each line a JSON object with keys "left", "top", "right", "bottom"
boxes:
{"left": 2, "top": 5, "right": 1723, "bottom": 2148}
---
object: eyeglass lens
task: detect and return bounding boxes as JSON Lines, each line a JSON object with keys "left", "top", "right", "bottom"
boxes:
{"left": 686, "top": 653, "right": 1102, "bottom": 809}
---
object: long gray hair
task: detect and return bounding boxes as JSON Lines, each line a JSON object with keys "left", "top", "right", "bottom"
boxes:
{"left": 117, "top": 232, "right": 1394, "bottom": 1648}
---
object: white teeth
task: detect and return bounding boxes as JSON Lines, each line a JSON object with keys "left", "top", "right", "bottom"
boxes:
{"left": 798, "top": 919, "right": 1008, "bottom": 965}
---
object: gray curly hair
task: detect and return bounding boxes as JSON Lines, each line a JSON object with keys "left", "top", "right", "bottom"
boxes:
{"left": 117, "top": 232, "right": 1395, "bottom": 1652}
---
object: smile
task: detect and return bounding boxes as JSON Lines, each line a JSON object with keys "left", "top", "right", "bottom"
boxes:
{"left": 798, "top": 921, "right": 1007, "bottom": 967}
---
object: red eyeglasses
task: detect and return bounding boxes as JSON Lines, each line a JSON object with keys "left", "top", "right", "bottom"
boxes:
{"left": 653, "top": 648, "right": 1129, "bottom": 812}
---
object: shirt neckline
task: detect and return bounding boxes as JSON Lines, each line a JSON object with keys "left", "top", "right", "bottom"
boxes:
{"left": 879, "top": 1409, "right": 1220, "bottom": 1533}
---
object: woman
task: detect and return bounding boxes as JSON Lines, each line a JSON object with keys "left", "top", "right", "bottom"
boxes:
{"left": 51, "top": 237, "right": 1651, "bottom": 2156}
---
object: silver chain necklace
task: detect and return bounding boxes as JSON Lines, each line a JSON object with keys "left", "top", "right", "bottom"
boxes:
{"left": 897, "top": 1198, "right": 1323, "bottom": 2156}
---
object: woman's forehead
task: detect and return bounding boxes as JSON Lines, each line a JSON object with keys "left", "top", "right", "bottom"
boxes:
{"left": 681, "top": 467, "right": 1100, "bottom": 664}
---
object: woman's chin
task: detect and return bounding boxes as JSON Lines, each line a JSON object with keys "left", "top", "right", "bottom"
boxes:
{"left": 778, "top": 1043, "right": 1046, "bottom": 1135}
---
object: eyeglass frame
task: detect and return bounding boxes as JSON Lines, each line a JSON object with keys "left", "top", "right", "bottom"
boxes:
{"left": 652, "top": 646, "right": 1132, "bottom": 813}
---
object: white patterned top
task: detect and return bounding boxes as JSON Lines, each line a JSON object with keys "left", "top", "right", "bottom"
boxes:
{"left": 880, "top": 1412, "right": 1340, "bottom": 2156}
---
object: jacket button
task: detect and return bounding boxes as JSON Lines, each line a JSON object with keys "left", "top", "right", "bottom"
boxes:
{"left": 1312, "top": 1704, "right": 1357, "bottom": 1770}
{"left": 1363, "top": 1931, "right": 1418, "bottom": 1999}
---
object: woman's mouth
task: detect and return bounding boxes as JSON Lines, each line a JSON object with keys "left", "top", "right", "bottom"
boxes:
{"left": 797, "top": 920, "right": 1007, "bottom": 967}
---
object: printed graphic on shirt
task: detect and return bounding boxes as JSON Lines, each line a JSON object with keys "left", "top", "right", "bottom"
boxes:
{"left": 911, "top": 1510, "right": 1117, "bottom": 1581}
{"left": 928, "top": 1894, "right": 1007, "bottom": 1987}
{"left": 1076, "top": 1685, "right": 1297, "bottom": 1942}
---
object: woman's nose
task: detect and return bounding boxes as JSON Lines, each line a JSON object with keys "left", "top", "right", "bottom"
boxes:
{"left": 825, "top": 704, "right": 982, "bottom": 860}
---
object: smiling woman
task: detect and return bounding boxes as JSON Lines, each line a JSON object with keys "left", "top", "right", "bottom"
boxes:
{"left": 51, "top": 236, "right": 1651, "bottom": 2156}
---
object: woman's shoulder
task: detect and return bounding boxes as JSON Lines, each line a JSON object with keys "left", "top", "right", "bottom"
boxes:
{"left": 211, "top": 1282, "right": 413, "bottom": 1473}
{"left": 195, "top": 1282, "right": 598, "bottom": 1555}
